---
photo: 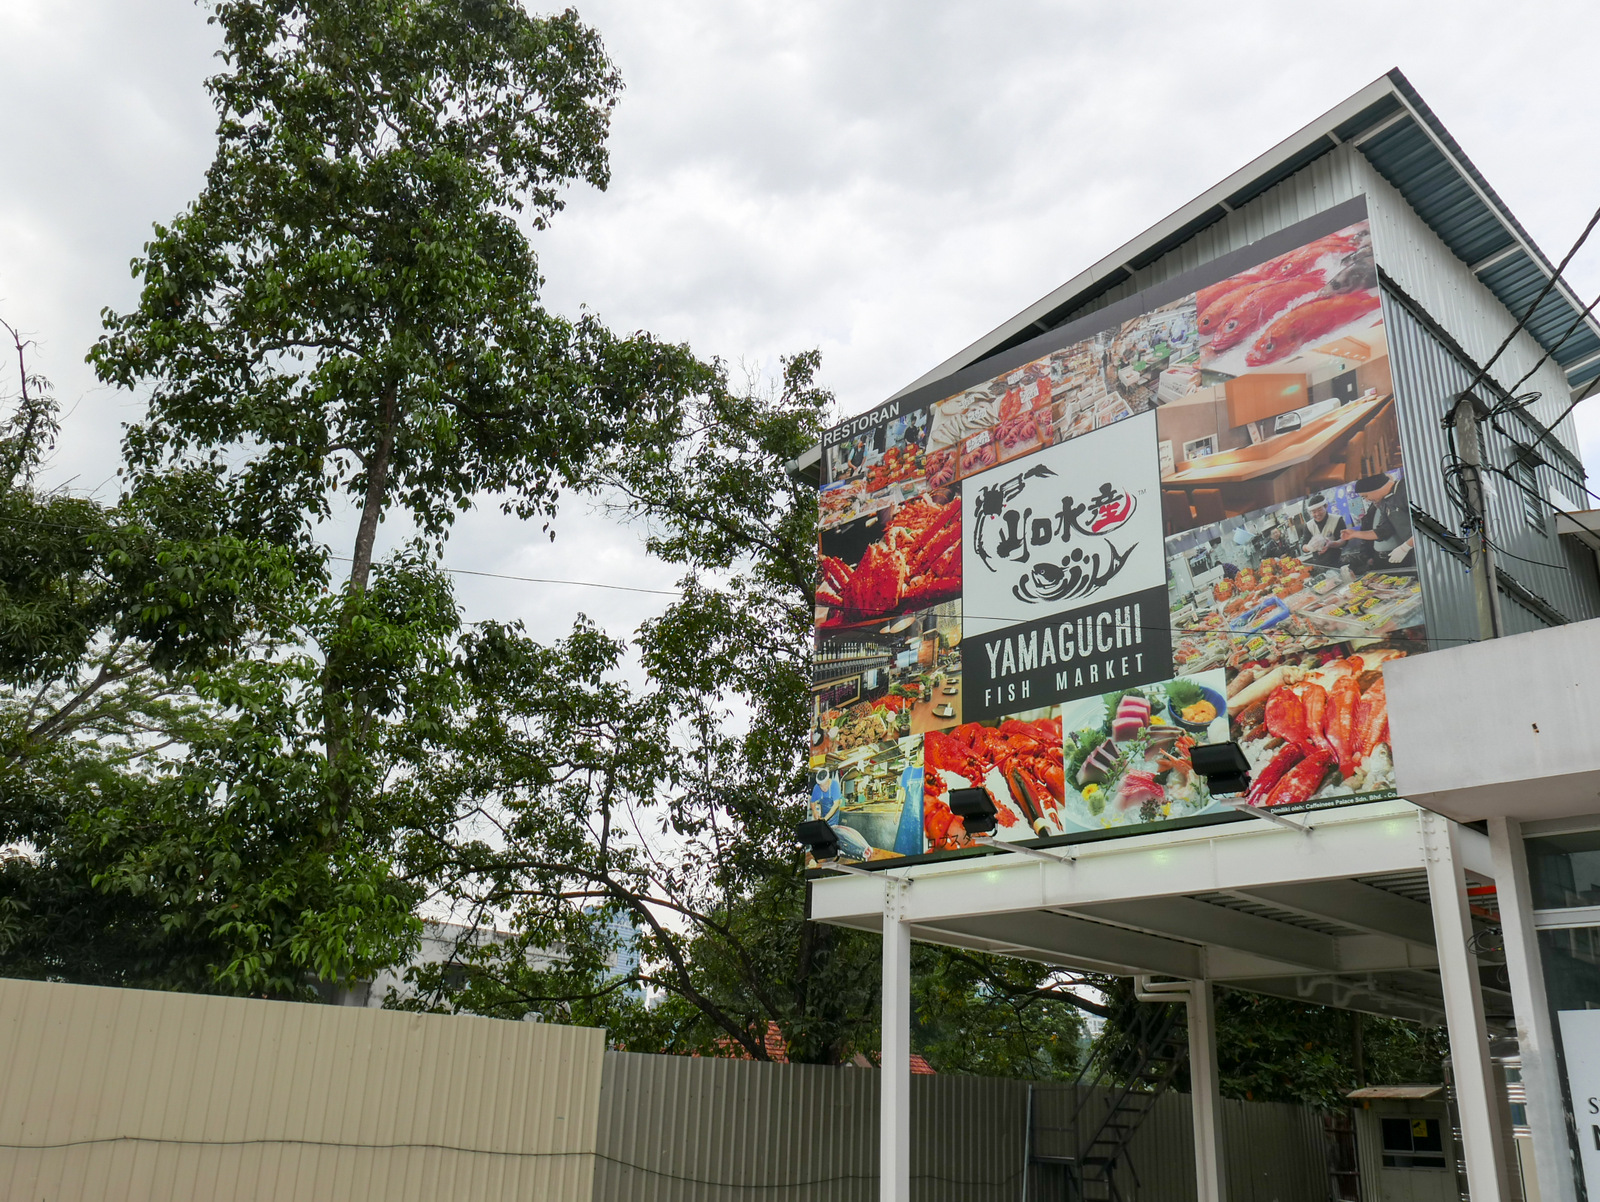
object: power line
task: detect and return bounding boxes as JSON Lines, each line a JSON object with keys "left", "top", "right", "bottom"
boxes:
{"left": 1457, "top": 202, "right": 1600, "bottom": 405}
{"left": 1502, "top": 285, "right": 1600, "bottom": 398}
{"left": 325, "top": 555, "right": 682, "bottom": 598}
{"left": 1493, "top": 370, "right": 1600, "bottom": 469}
{"left": 0, "top": 511, "right": 685, "bottom": 598}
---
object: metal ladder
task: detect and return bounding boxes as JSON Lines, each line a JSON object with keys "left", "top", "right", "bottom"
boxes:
{"left": 1024, "top": 1000, "right": 1190, "bottom": 1201}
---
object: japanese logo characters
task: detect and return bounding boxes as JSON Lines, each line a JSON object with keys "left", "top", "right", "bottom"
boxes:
{"left": 971, "top": 462, "right": 1140, "bottom": 605}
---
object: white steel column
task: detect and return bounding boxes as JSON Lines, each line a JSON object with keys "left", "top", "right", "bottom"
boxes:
{"left": 1188, "top": 980, "right": 1227, "bottom": 1202}
{"left": 880, "top": 897, "right": 912, "bottom": 1202}
{"left": 1490, "top": 815, "right": 1578, "bottom": 1202}
{"left": 1422, "top": 810, "right": 1514, "bottom": 1199}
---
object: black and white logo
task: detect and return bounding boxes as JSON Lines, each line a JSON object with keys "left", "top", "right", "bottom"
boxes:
{"left": 963, "top": 412, "right": 1163, "bottom": 639}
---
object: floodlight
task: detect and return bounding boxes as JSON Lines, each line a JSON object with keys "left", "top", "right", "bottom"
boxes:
{"left": 947, "top": 787, "right": 998, "bottom": 835}
{"left": 796, "top": 818, "right": 841, "bottom": 861}
{"left": 796, "top": 819, "right": 879, "bottom": 877}
{"left": 1189, "top": 741, "right": 1252, "bottom": 796}
{"left": 949, "top": 787, "right": 1076, "bottom": 862}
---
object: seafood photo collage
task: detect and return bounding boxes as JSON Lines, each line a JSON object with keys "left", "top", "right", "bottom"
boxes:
{"left": 811, "top": 209, "right": 1431, "bottom": 865}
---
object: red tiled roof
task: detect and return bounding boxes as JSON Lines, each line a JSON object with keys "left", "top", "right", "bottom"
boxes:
{"left": 718, "top": 1022, "right": 934, "bottom": 1073}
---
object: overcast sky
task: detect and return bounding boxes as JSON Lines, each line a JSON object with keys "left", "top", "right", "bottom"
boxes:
{"left": 4, "top": 0, "right": 1600, "bottom": 643}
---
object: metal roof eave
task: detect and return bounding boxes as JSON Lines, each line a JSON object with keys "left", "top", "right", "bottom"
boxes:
{"left": 887, "top": 70, "right": 1600, "bottom": 404}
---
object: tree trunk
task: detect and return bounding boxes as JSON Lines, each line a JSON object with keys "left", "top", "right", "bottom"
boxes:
{"left": 325, "top": 382, "right": 400, "bottom": 806}
{"left": 348, "top": 381, "right": 400, "bottom": 596}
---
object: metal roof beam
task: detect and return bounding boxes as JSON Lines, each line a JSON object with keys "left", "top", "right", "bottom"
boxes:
{"left": 932, "top": 910, "right": 1203, "bottom": 980}
{"left": 1240, "top": 974, "right": 1446, "bottom": 1024}
{"left": 1349, "top": 109, "right": 1412, "bottom": 147}
{"left": 1068, "top": 897, "right": 1342, "bottom": 972}
{"left": 1231, "top": 881, "right": 1437, "bottom": 945}
{"left": 808, "top": 802, "right": 1434, "bottom": 929}
{"left": 1563, "top": 347, "right": 1600, "bottom": 377}
{"left": 1470, "top": 244, "right": 1522, "bottom": 274}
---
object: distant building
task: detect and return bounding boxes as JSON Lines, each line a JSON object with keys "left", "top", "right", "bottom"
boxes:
{"left": 314, "top": 910, "right": 642, "bottom": 1011}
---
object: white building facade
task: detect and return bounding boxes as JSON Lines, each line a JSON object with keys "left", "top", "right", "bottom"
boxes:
{"left": 806, "top": 70, "right": 1600, "bottom": 1202}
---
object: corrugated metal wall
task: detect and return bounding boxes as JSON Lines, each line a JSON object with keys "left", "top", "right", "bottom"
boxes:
{"left": 1050, "top": 128, "right": 1600, "bottom": 638}
{"left": 593, "top": 1052, "right": 1327, "bottom": 1202}
{"left": 1061, "top": 141, "right": 1582, "bottom": 444}
{"left": 1384, "top": 289, "right": 1600, "bottom": 634}
{"left": 0, "top": 976, "right": 606, "bottom": 1202}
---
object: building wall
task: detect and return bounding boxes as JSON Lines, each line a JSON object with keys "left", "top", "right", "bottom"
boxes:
{"left": 592, "top": 1050, "right": 1327, "bottom": 1202}
{"left": 0, "top": 976, "right": 606, "bottom": 1202}
{"left": 1044, "top": 135, "right": 1598, "bottom": 637}
{"left": 1061, "top": 142, "right": 1582, "bottom": 447}
{"left": 1384, "top": 290, "right": 1600, "bottom": 632}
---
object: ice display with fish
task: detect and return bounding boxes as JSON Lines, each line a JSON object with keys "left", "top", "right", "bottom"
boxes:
{"left": 812, "top": 202, "right": 1435, "bottom": 862}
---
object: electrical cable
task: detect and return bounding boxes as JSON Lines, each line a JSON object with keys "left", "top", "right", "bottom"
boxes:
{"left": 1501, "top": 285, "right": 1600, "bottom": 399}
{"left": 0, "top": 1135, "right": 1024, "bottom": 1190}
{"left": 1492, "top": 370, "right": 1600, "bottom": 467}
{"left": 1, "top": 504, "right": 1492, "bottom": 647}
{"left": 0, "top": 511, "right": 686, "bottom": 598}
{"left": 1456, "top": 201, "right": 1600, "bottom": 405}
{"left": 327, "top": 554, "right": 682, "bottom": 597}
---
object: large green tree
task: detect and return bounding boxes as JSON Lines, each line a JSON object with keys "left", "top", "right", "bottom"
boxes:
{"left": 63, "top": 0, "right": 708, "bottom": 993}
{"left": 385, "top": 352, "right": 1097, "bottom": 1069}
{"left": 91, "top": 0, "right": 711, "bottom": 803}
{"left": 0, "top": 315, "right": 392, "bottom": 994}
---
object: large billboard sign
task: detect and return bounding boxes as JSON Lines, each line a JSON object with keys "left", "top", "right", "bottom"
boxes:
{"left": 811, "top": 198, "right": 1428, "bottom": 863}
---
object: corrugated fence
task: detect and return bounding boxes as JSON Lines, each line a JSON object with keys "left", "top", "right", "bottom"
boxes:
{"left": 595, "top": 1050, "right": 1328, "bottom": 1202}
{"left": 0, "top": 977, "right": 1328, "bottom": 1202}
{"left": 0, "top": 976, "right": 606, "bottom": 1202}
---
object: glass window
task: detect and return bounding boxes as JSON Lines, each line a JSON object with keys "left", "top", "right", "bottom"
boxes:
{"left": 1514, "top": 458, "right": 1545, "bottom": 533}
{"left": 1380, "top": 1116, "right": 1447, "bottom": 1169}
{"left": 1527, "top": 831, "right": 1600, "bottom": 909}
{"left": 1540, "top": 926, "right": 1600, "bottom": 1010}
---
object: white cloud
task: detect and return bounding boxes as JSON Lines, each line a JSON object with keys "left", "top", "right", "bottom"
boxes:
{"left": 4, "top": 0, "right": 1600, "bottom": 640}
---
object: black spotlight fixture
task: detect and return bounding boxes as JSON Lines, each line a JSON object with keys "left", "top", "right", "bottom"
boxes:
{"left": 948, "top": 787, "right": 999, "bottom": 835}
{"left": 796, "top": 818, "right": 841, "bottom": 862}
{"left": 1189, "top": 742, "right": 1252, "bottom": 796}
{"left": 795, "top": 819, "right": 878, "bottom": 877}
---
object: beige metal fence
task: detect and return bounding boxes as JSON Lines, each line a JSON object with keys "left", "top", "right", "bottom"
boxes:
{"left": 594, "top": 1050, "right": 1328, "bottom": 1202}
{"left": 0, "top": 976, "right": 1329, "bottom": 1202}
{"left": 0, "top": 976, "right": 605, "bottom": 1202}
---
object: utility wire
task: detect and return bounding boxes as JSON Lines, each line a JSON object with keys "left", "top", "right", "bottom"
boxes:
{"left": 1493, "top": 370, "right": 1600, "bottom": 469}
{"left": 325, "top": 554, "right": 682, "bottom": 597}
{"left": 1457, "top": 202, "right": 1600, "bottom": 405}
{"left": 0, "top": 511, "right": 685, "bottom": 598}
{"left": 1502, "top": 285, "right": 1600, "bottom": 398}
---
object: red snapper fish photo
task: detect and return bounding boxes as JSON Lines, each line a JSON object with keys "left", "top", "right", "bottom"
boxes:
{"left": 1197, "top": 225, "right": 1375, "bottom": 367}
{"left": 1205, "top": 271, "right": 1326, "bottom": 353}
{"left": 1245, "top": 291, "right": 1382, "bottom": 366}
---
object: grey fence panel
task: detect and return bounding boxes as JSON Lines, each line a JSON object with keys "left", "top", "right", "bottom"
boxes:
{"left": 594, "top": 1053, "right": 1329, "bottom": 1202}
{"left": 594, "top": 1053, "right": 878, "bottom": 1201}
{"left": 1219, "top": 1095, "right": 1330, "bottom": 1202}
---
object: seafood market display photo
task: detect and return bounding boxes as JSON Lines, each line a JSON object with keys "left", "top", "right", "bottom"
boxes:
{"left": 1227, "top": 649, "right": 1400, "bottom": 809}
{"left": 923, "top": 711, "right": 1066, "bottom": 851}
{"left": 1163, "top": 470, "right": 1426, "bottom": 806}
{"left": 1166, "top": 479, "right": 1424, "bottom": 677}
{"left": 824, "top": 405, "right": 931, "bottom": 490}
{"left": 1156, "top": 221, "right": 1396, "bottom": 537}
{"left": 807, "top": 736, "right": 925, "bottom": 866}
{"left": 813, "top": 602, "right": 962, "bottom": 752}
{"left": 813, "top": 201, "right": 1437, "bottom": 862}
{"left": 1058, "top": 670, "right": 1229, "bottom": 829}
